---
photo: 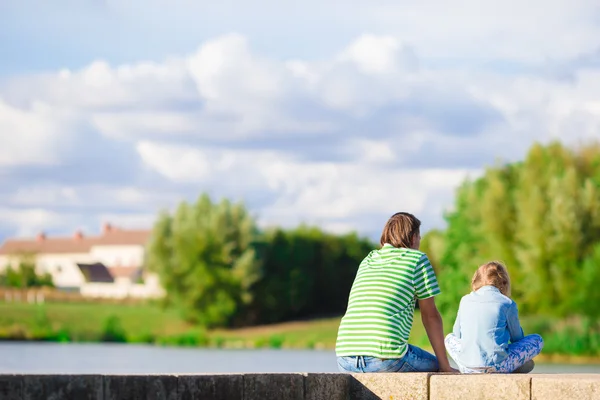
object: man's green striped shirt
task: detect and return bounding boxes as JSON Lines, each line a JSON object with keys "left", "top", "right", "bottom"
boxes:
{"left": 335, "top": 244, "right": 441, "bottom": 359}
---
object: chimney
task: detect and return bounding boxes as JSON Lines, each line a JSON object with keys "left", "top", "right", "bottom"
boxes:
{"left": 102, "top": 222, "right": 112, "bottom": 235}
{"left": 73, "top": 230, "right": 84, "bottom": 240}
{"left": 36, "top": 232, "right": 46, "bottom": 242}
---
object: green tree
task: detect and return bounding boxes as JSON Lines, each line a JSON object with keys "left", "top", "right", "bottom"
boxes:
{"left": 146, "top": 193, "right": 261, "bottom": 328}
{"left": 435, "top": 140, "right": 600, "bottom": 321}
{"left": 246, "top": 226, "right": 374, "bottom": 325}
{"left": 435, "top": 180, "right": 484, "bottom": 317}
{"left": 0, "top": 254, "right": 53, "bottom": 288}
{"left": 420, "top": 229, "right": 445, "bottom": 274}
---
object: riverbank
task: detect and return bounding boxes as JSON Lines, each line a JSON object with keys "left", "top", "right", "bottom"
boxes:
{"left": 0, "top": 302, "right": 344, "bottom": 349}
{"left": 0, "top": 302, "right": 598, "bottom": 362}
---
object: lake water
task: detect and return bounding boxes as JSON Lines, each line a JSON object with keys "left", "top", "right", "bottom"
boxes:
{"left": 1, "top": 342, "right": 599, "bottom": 374}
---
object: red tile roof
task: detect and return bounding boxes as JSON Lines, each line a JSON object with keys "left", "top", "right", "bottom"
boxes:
{"left": 0, "top": 225, "right": 152, "bottom": 255}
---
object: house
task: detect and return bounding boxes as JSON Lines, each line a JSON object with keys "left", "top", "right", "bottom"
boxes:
{"left": 0, "top": 223, "right": 164, "bottom": 299}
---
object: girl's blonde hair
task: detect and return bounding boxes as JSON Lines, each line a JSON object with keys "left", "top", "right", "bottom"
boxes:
{"left": 471, "top": 261, "right": 511, "bottom": 297}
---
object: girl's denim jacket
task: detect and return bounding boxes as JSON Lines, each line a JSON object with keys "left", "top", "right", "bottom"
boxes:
{"left": 452, "top": 285, "right": 524, "bottom": 368}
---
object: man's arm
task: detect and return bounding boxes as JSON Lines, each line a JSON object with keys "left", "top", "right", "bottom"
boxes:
{"left": 419, "top": 297, "right": 456, "bottom": 372}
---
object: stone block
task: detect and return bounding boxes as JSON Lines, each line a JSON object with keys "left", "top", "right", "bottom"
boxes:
{"left": 532, "top": 374, "right": 600, "bottom": 400}
{"left": 244, "top": 373, "right": 304, "bottom": 400}
{"left": 0, "top": 374, "right": 23, "bottom": 400}
{"left": 22, "top": 374, "right": 103, "bottom": 400}
{"left": 350, "top": 373, "right": 430, "bottom": 400}
{"left": 104, "top": 375, "right": 147, "bottom": 400}
{"left": 178, "top": 374, "right": 243, "bottom": 400}
{"left": 146, "top": 375, "right": 178, "bottom": 400}
{"left": 430, "top": 374, "right": 530, "bottom": 400}
{"left": 304, "top": 373, "right": 350, "bottom": 400}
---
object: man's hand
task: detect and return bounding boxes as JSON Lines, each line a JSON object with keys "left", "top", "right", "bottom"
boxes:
{"left": 440, "top": 365, "right": 459, "bottom": 373}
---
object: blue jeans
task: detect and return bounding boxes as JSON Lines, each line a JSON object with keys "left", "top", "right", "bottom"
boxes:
{"left": 337, "top": 345, "right": 439, "bottom": 373}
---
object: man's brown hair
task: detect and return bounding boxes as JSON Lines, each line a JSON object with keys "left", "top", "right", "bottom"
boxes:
{"left": 379, "top": 212, "right": 421, "bottom": 248}
{"left": 471, "top": 261, "right": 511, "bottom": 297}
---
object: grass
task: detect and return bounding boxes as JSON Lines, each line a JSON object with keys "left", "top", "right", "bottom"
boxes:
{"left": 0, "top": 302, "right": 191, "bottom": 333}
{"left": 1, "top": 302, "right": 599, "bottom": 361}
{"left": 0, "top": 302, "right": 194, "bottom": 342}
{"left": 0, "top": 301, "right": 427, "bottom": 350}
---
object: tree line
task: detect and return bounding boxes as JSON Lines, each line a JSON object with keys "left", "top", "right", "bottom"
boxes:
{"left": 146, "top": 194, "right": 374, "bottom": 328}
{"left": 426, "top": 141, "right": 600, "bottom": 322}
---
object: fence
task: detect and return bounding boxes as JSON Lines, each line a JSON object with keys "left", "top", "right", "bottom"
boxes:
{"left": 0, "top": 288, "right": 150, "bottom": 305}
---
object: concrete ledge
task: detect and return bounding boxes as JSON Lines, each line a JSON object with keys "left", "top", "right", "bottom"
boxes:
{"left": 178, "top": 373, "right": 244, "bottom": 400}
{"left": 0, "top": 373, "right": 599, "bottom": 399}
{"left": 351, "top": 373, "right": 431, "bottom": 400}
{"left": 244, "top": 373, "right": 304, "bottom": 400}
{"left": 305, "top": 373, "right": 350, "bottom": 400}
{"left": 0, "top": 374, "right": 23, "bottom": 400}
{"left": 23, "top": 374, "right": 104, "bottom": 400}
{"left": 532, "top": 374, "right": 600, "bottom": 400}
{"left": 430, "top": 374, "right": 530, "bottom": 400}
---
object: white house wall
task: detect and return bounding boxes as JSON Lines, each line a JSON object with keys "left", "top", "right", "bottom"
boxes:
{"left": 0, "top": 252, "right": 90, "bottom": 288}
{"left": 0, "top": 255, "right": 10, "bottom": 272}
{"left": 37, "top": 253, "right": 93, "bottom": 288}
{"left": 0, "top": 243, "right": 164, "bottom": 299}
{"left": 89, "top": 245, "right": 145, "bottom": 267}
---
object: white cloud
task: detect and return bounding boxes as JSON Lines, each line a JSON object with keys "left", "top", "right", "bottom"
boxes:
{"left": 136, "top": 139, "right": 478, "bottom": 233}
{"left": 136, "top": 141, "right": 214, "bottom": 183}
{"left": 2, "top": 58, "right": 195, "bottom": 113}
{"left": 8, "top": 186, "right": 81, "bottom": 207}
{"left": 1, "top": 183, "right": 178, "bottom": 239}
{"left": 1, "top": 27, "right": 600, "bottom": 241}
{"left": 0, "top": 208, "right": 71, "bottom": 238}
{"left": 0, "top": 99, "right": 79, "bottom": 167}
{"left": 7, "top": 184, "right": 176, "bottom": 210}
{"left": 2, "top": 32, "right": 487, "bottom": 142}
{"left": 339, "top": 34, "right": 418, "bottom": 75}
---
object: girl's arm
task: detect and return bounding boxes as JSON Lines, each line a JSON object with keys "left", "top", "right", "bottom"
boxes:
{"left": 507, "top": 302, "right": 525, "bottom": 343}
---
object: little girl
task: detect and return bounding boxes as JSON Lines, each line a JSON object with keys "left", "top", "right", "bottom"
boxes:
{"left": 445, "top": 261, "right": 543, "bottom": 374}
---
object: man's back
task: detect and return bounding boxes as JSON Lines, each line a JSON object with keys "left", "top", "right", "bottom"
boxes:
{"left": 335, "top": 245, "right": 439, "bottom": 359}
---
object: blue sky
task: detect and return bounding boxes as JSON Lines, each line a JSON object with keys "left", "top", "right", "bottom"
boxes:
{"left": 1, "top": 0, "right": 600, "bottom": 241}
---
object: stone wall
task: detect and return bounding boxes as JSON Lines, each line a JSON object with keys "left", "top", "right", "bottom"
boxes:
{"left": 1, "top": 373, "right": 599, "bottom": 399}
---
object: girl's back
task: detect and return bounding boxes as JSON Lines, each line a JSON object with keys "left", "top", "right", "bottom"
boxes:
{"left": 454, "top": 286, "right": 522, "bottom": 367}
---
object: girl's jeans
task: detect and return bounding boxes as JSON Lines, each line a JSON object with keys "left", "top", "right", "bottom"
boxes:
{"left": 337, "top": 345, "right": 439, "bottom": 373}
{"left": 445, "top": 333, "right": 543, "bottom": 374}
